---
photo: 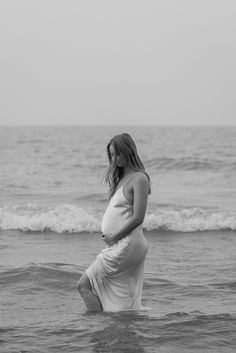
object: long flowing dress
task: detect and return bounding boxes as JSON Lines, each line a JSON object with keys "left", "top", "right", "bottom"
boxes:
{"left": 85, "top": 175, "right": 149, "bottom": 312}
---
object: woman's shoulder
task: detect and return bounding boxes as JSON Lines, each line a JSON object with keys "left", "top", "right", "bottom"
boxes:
{"left": 122, "top": 170, "right": 150, "bottom": 188}
{"left": 133, "top": 171, "right": 149, "bottom": 181}
{"left": 132, "top": 171, "right": 151, "bottom": 193}
{"left": 130, "top": 171, "right": 150, "bottom": 187}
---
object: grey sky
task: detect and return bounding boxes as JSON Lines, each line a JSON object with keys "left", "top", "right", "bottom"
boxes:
{"left": 0, "top": 0, "right": 235, "bottom": 126}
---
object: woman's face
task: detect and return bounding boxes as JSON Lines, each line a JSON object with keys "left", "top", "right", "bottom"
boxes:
{"left": 109, "top": 144, "right": 125, "bottom": 168}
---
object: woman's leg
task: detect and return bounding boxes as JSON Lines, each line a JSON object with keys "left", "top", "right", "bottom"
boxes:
{"left": 77, "top": 273, "right": 103, "bottom": 312}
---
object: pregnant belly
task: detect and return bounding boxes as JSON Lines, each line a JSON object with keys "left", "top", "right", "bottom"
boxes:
{"left": 101, "top": 208, "right": 128, "bottom": 235}
{"left": 102, "top": 213, "right": 120, "bottom": 235}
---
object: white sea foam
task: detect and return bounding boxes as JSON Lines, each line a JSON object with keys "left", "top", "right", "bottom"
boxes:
{"left": 144, "top": 208, "right": 236, "bottom": 232}
{"left": 0, "top": 204, "right": 236, "bottom": 233}
{"left": 0, "top": 204, "right": 101, "bottom": 233}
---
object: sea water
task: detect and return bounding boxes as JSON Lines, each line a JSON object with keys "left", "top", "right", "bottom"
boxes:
{"left": 0, "top": 125, "right": 236, "bottom": 352}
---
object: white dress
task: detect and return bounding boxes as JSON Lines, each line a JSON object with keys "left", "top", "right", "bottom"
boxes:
{"left": 85, "top": 176, "right": 149, "bottom": 312}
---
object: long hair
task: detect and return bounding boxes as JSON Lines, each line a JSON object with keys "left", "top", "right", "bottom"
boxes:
{"left": 105, "top": 133, "right": 151, "bottom": 199}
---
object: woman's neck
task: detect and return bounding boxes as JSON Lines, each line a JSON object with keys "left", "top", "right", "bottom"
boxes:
{"left": 122, "top": 167, "right": 135, "bottom": 178}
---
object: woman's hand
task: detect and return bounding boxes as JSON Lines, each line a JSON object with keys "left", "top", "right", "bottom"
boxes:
{"left": 102, "top": 232, "right": 116, "bottom": 246}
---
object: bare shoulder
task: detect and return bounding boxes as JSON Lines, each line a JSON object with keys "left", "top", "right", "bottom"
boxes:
{"left": 133, "top": 172, "right": 149, "bottom": 189}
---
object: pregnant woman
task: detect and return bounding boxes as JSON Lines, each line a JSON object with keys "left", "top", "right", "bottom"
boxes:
{"left": 77, "top": 133, "right": 151, "bottom": 312}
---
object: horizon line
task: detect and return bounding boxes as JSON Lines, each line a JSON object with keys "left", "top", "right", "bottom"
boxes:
{"left": 0, "top": 123, "right": 236, "bottom": 128}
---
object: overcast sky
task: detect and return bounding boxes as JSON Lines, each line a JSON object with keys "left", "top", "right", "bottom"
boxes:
{"left": 0, "top": 0, "right": 235, "bottom": 126}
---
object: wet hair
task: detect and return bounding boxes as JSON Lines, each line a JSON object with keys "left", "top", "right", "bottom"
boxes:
{"left": 105, "top": 133, "right": 151, "bottom": 199}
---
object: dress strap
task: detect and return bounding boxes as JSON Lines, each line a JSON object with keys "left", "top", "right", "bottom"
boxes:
{"left": 115, "top": 171, "right": 149, "bottom": 195}
{"left": 122, "top": 171, "right": 148, "bottom": 189}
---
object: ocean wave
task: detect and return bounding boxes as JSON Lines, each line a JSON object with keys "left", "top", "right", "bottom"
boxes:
{"left": 0, "top": 203, "right": 236, "bottom": 233}
{"left": 145, "top": 156, "right": 235, "bottom": 171}
{"left": 0, "top": 204, "right": 101, "bottom": 233}
{"left": 0, "top": 263, "right": 80, "bottom": 293}
{"left": 144, "top": 208, "right": 236, "bottom": 232}
{"left": 161, "top": 311, "right": 236, "bottom": 326}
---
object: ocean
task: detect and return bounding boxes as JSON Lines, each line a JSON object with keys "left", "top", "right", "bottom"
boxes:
{"left": 0, "top": 125, "right": 236, "bottom": 353}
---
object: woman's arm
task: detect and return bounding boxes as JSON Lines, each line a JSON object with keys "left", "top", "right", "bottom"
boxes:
{"left": 103, "top": 174, "right": 149, "bottom": 246}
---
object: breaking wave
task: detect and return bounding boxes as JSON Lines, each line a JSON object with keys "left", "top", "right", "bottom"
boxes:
{"left": 0, "top": 203, "right": 236, "bottom": 233}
